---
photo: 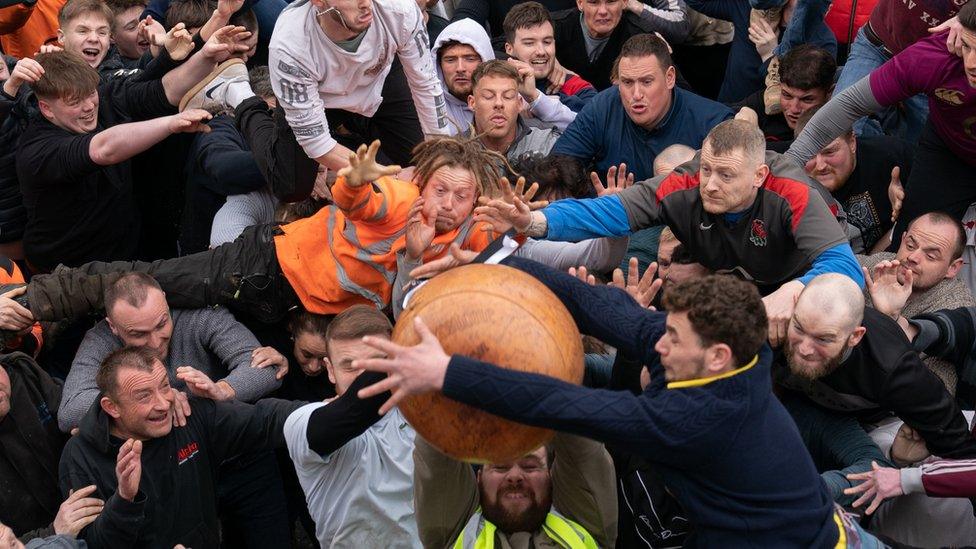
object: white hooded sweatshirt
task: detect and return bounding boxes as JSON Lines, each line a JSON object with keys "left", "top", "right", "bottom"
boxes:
{"left": 431, "top": 18, "right": 495, "bottom": 135}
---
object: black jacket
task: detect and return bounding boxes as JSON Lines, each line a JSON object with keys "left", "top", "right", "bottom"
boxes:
{"left": 58, "top": 396, "right": 303, "bottom": 549}
{"left": 776, "top": 307, "right": 976, "bottom": 459}
{"left": 0, "top": 60, "right": 34, "bottom": 244}
{"left": 0, "top": 352, "right": 67, "bottom": 539}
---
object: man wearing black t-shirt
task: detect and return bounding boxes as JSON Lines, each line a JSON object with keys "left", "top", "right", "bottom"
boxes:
{"left": 14, "top": 31, "right": 247, "bottom": 273}
{"left": 795, "top": 108, "right": 911, "bottom": 253}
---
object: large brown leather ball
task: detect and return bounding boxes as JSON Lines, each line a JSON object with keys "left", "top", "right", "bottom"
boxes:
{"left": 395, "top": 263, "right": 584, "bottom": 463}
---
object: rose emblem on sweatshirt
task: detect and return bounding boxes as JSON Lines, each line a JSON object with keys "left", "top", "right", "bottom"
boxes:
{"left": 749, "top": 219, "right": 768, "bottom": 247}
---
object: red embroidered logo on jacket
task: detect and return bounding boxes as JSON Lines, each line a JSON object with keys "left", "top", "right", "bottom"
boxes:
{"left": 177, "top": 441, "right": 200, "bottom": 465}
{"left": 749, "top": 220, "right": 768, "bottom": 247}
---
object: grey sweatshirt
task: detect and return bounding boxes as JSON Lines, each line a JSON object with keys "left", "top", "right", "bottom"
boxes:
{"left": 58, "top": 307, "right": 280, "bottom": 432}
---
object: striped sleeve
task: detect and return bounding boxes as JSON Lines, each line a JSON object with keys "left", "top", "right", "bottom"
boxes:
{"left": 916, "top": 459, "right": 976, "bottom": 498}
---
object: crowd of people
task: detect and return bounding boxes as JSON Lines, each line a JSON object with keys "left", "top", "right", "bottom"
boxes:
{"left": 1, "top": 0, "right": 976, "bottom": 546}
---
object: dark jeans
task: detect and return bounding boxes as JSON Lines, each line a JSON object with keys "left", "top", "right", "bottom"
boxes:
{"left": 218, "top": 451, "right": 291, "bottom": 549}
{"left": 235, "top": 58, "right": 423, "bottom": 203}
{"left": 891, "top": 121, "right": 976, "bottom": 249}
{"left": 27, "top": 224, "right": 299, "bottom": 324}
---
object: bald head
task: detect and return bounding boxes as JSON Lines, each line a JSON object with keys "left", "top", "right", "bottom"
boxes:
{"left": 653, "top": 144, "right": 696, "bottom": 176}
{"left": 795, "top": 274, "right": 865, "bottom": 330}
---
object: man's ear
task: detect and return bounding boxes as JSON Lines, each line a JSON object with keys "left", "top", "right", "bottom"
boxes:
{"left": 705, "top": 343, "right": 734, "bottom": 373}
{"left": 57, "top": 28, "right": 65, "bottom": 45}
{"left": 848, "top": 325, "right": 867, "bottom": 347}
{"left": 946, "top": 258, "right": 964, "bottom": 280}
{"left": 100, "top": 395, "right": 122, "bottom": 419}
{"left": 323, "top": 357, "right": 337, "bottom": 385}
{"left": 106, "top": 316, "right": 120, "bottom": 338}
{"left": 665, "top": 65, "right": 676, "bottom": 90}
{"left": 467, "top": 94, "right": 475, "bottom": 110}
{"left": 504, "top": 43, "right": 514, "bottom": 57}
{"left": 754, "top": 163, "right": 770, "bottom": 188}
{"left": 37, "top": 98, "right": 54, "bottom": 121}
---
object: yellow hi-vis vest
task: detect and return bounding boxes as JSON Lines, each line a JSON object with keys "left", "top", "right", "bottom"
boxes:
{"left": 453, "top": 509, "right": 599, "bottom": 549}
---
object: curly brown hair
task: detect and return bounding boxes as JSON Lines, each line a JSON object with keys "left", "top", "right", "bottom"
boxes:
{"left": 411, "top": 136, "right": 509, "bottom": 199}
{"left": 662, "top": 275, "right": 768, "bottom": 366}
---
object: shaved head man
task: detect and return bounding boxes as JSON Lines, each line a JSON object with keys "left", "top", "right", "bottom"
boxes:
{"left": 777, "top": 274, "right": 976, "bottom": 461}
{"left": 785, "top": 274, "right": 866, "bottom": 380}
{"left": 652, "top": 144, "right": 696, "bottom": 177}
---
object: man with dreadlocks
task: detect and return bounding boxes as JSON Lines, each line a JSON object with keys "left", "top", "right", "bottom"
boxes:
{"left": 7, "top": 137, "right": 509, "bottom": 324}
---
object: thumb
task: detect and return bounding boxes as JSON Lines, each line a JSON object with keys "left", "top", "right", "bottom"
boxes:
{"left": 890, "top": 165, "right": 900, "bottom": 182}
{"left": 929, "top": 20, "right": 949, "bottom": 32}
{"left": 414, "top": 316, "right": 437, "bottom": 343}
{"left": 0, "top": 286, "right": 26, "bottom": 298}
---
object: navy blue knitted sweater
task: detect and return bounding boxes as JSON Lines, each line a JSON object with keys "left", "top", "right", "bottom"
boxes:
{"left": 442, "top": 257, "right": 840, "bottom": 547}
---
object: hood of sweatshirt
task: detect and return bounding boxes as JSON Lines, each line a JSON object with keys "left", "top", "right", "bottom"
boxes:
{"left": 430, "top": 18, "right": 495, "bottom": 134}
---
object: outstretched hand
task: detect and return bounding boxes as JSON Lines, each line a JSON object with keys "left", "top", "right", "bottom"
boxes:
{"left": 929, "top": 16, "right": 963, "bottom": 56}
{"left": 409, "top": 243, "right": 478, "bottom": 279}
{"left": 176, "top": 366, "right": 235, "bottom": 401}
{"left": 863, "top": 261, "right": 912, "bottom": 320}
{"left": 354, "top": 317, "right": 450, "bottom": 414}
{"left": 590, "top": 163, "right": 634, "bottom": 197}
{"left": 474, "top": 176, "right": 546, "bottom": 233}
{"left": 612, "top": 258, "right": 662, "bottom": 309}
{"left": 337, "top": 140, "right": 401, "bottom": 188}
{"left": 202, "top": 25, "right": 251, "bottom": 62}
{"left": 844, "top": 461, "right": 904, "bottom": 514}
{"left": 150, "top": 20, "right": 194, "bottom": 61}
{"left": 406, "top": 198, "right": 437, "bottom": 261}
{"left": 169, "top": 109, "right": 213, "bottom": 133}
{"left": 888, "top": 166, "right": 904, "bottom": 223}
{"left": 116, "top": 439, "right": 143, "bottom": 502}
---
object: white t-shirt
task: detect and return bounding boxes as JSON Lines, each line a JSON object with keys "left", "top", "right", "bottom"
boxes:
{"left": 268, "top": 0, "right": 448, "bottom": 159}
{"left": 284, "top": 402, "right": 420, "bottom": 548}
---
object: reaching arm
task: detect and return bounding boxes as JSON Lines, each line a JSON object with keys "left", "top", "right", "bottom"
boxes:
{"left": 301, "top": 371, "right": 390, "bottom": 456}
{"left": 797, "top": 243, "right": 865, "bottom": 287}
{"left": 549, "top": 432, "right": 619, "bottom": 548}
{"left": 87, "top": 110, "right": 211, "bottom": 166}
{"left": 210, "top": 397, "right": 307, "bottom": 460}
{"left": 625, "top": 0, "right": 691, "bottom": 44}
{"left": 516, "top": 236, "right": 629, "bottom": 273}
{"left": 441, "top": 353, "right": 741, "bottom": 463}
{"left": 526, "top": 92, "right": 576, "bottom": 131}
{"left": 880, "top": 352, "right": 976, "bottom": 459}
{"left": 905, "top": 459, "right": 976, "bottom": 498}
{"left": 396, "top": 2, "right": 448, "bottom": 136}
{"left": 196, "top": 308, "right": 280, "bottom": 402}
{"left": 413, "top": 435, "right": 479, "bottom": 549}
{"left": 786, "top": 77, "right": 882, "bottom": 166}
{"left": 536, "top": 195, "right": 634, "bottom": 241}
{"left": 501, "top": 256, "right": 664, "bottom": 363}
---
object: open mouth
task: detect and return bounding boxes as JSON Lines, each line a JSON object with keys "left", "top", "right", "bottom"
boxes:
{"left": 81, "top": 48, "right": 101, "bottom": 62}
{"left": 357, "top": 11, "right": 372, "bottom": 24}
{"left": 630, "top": 104, "right": 647, "bottom": 114}
{"left": 79, "top": 112, "right": 96, "bottom": 124}
{"left": 530, "top": 59, "right": 549, "bottom": 66}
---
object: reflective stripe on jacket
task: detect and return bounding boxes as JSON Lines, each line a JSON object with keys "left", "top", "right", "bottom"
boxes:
{"left": 453, "top": 509, "right": 599, "bottom": 549}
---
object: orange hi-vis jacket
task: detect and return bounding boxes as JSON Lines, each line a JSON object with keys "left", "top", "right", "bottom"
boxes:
{"left": 0, "top": 256, "right": 42, "bottom": 356}
{"left": 0, "top": 0, "right": 63, "bottom": 60}
{"left": 274, "top": 175, "right": 496, "bottom": 314}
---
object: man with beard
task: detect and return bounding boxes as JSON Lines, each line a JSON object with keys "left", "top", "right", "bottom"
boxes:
{"left": 795, "top": 107, "right": 911, "bottom": 253}
{"left": 431, "top": 19, "right": 574, "bottom": 136}
{"left": 859, "top": 212, "right": 974, "bottom": 393}
{"left": 358, "top": 259, "right": 883, "bottom": 546}
{"left": 13, "top": 137, "right": 502, "bottom": 326}
{"left": 775, "top": 273, "right": 976, "bottom": 461}
{"left": 413, "top": 431, "right": 616, "bottom": 548}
